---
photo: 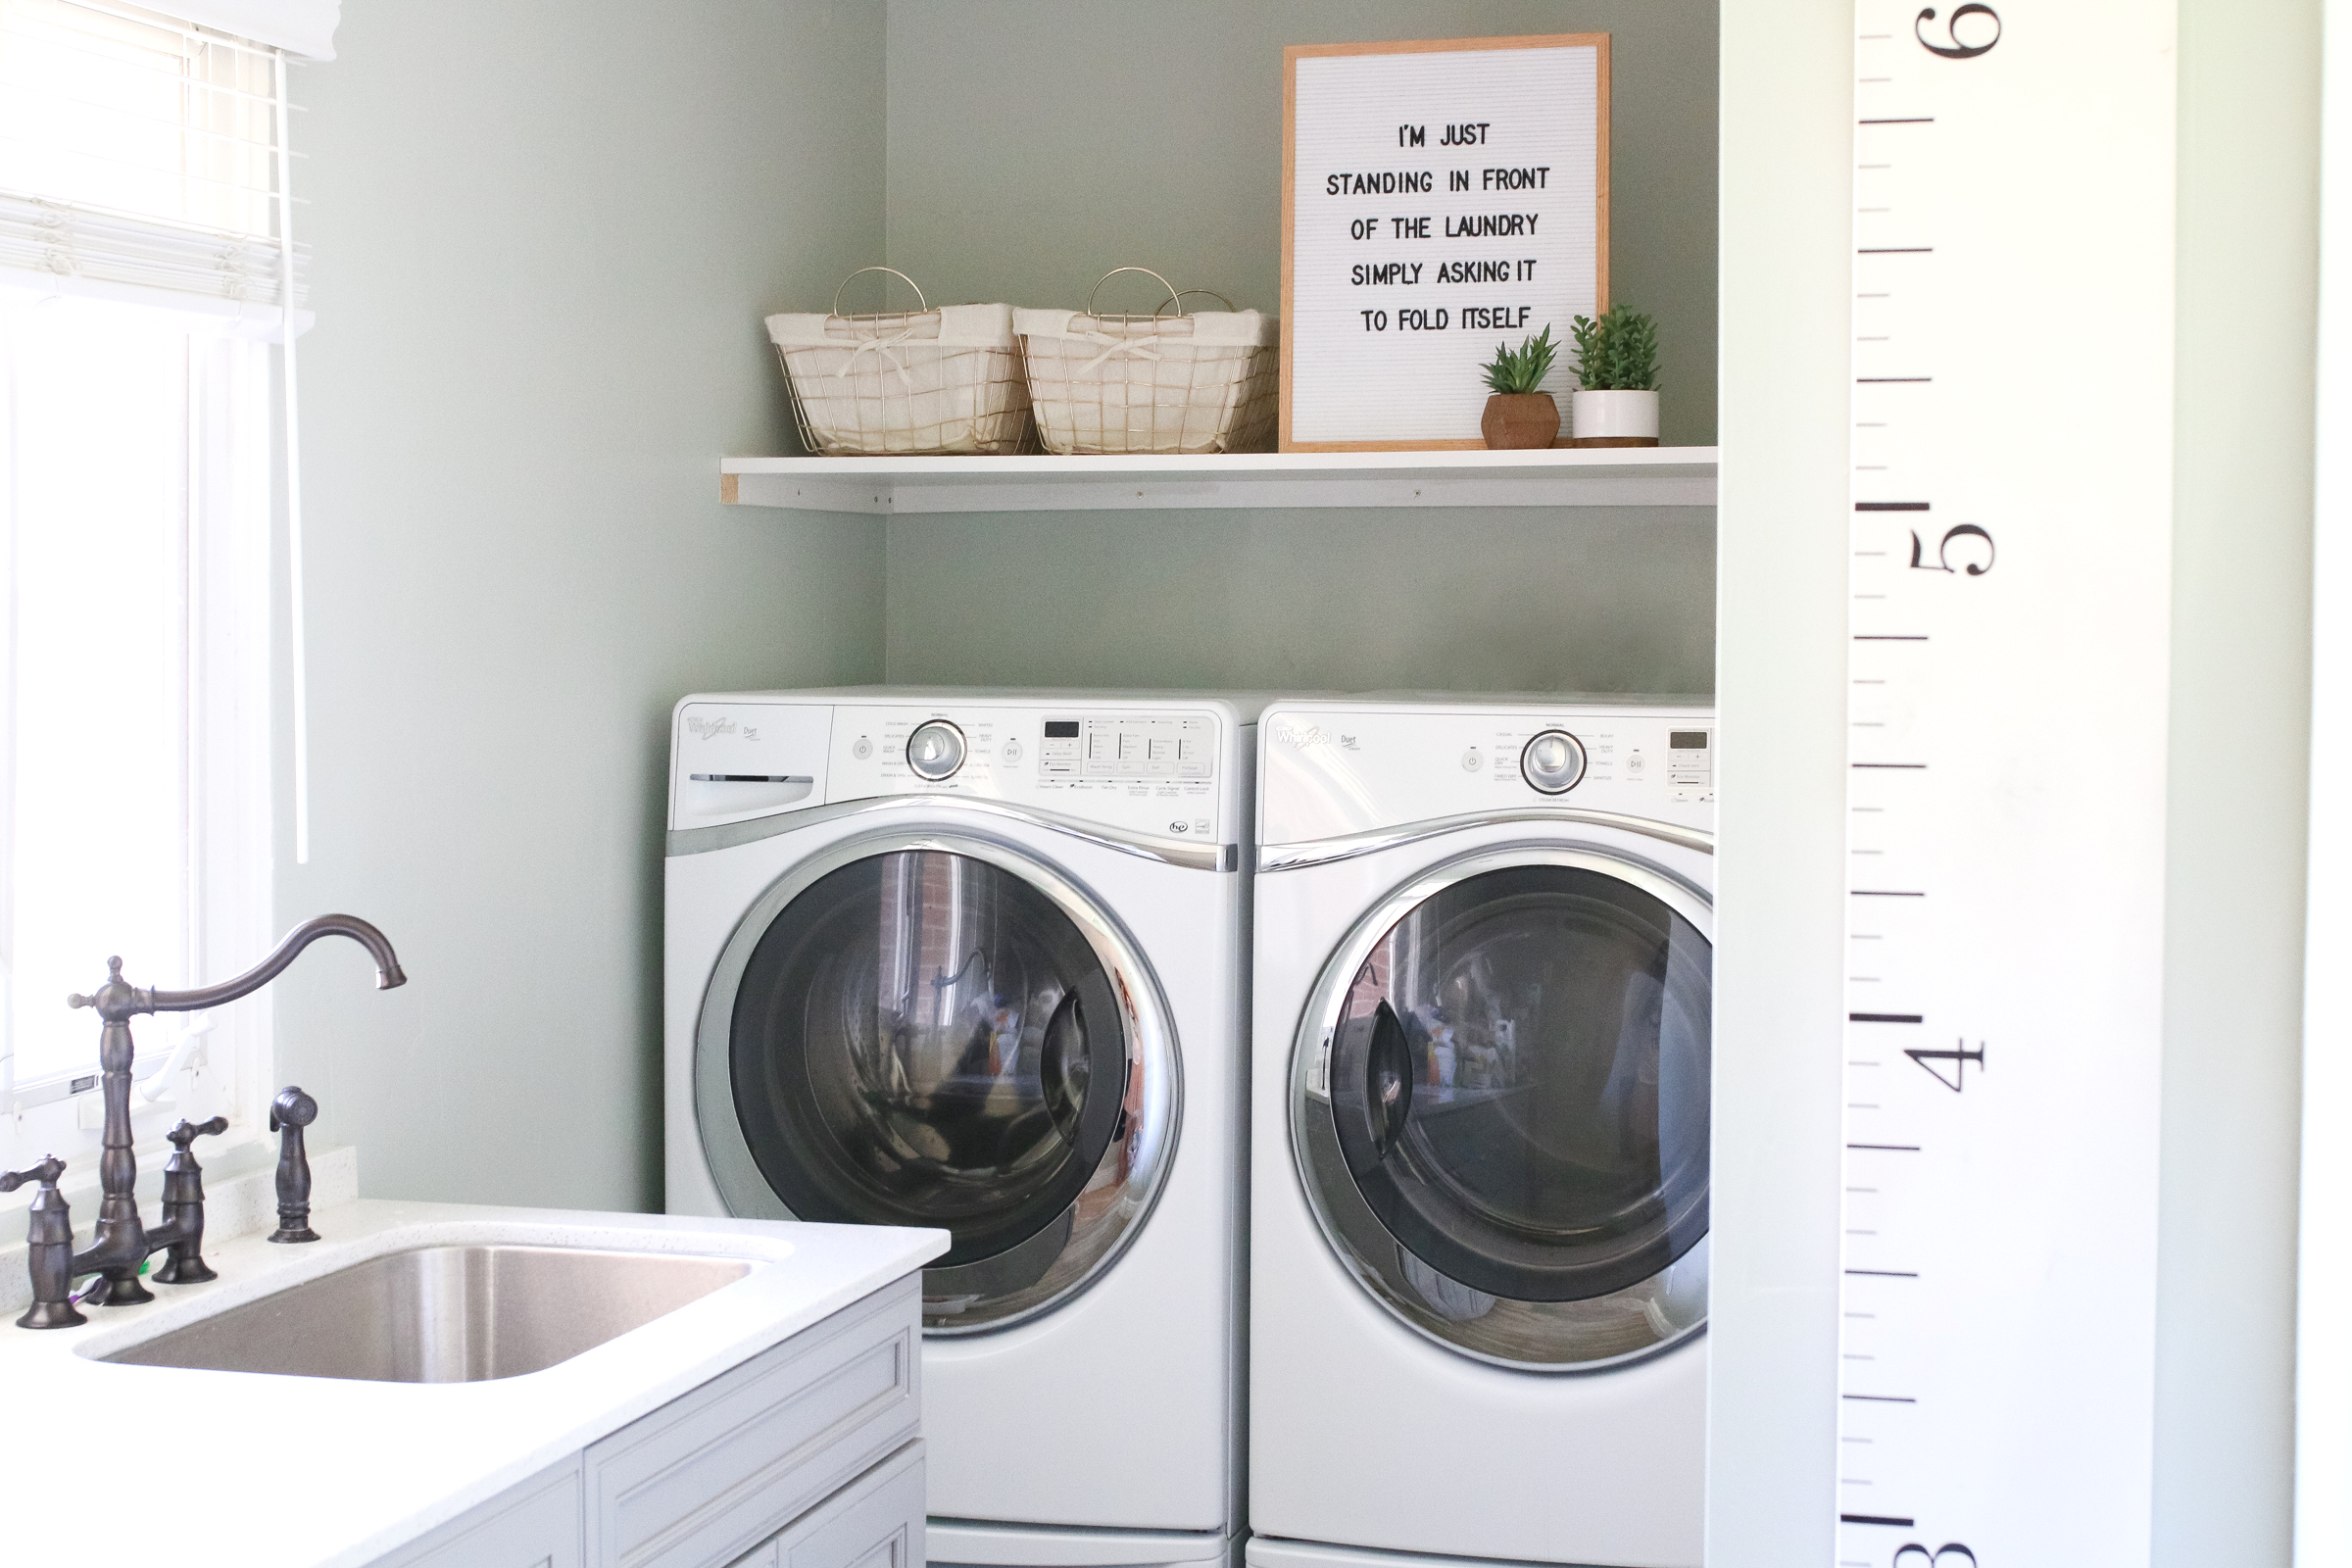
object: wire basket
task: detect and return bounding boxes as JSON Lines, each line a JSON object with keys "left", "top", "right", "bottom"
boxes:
{"left": 766, "top": 269, "right": 1034, "bottom": 456}
{"left": 1014, "top": 270, "right": 1278, "bottom": 455}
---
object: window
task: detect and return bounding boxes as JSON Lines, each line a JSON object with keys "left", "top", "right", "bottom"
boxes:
{"left": 0, "top": 0, "right": 299, "bottom": 1174}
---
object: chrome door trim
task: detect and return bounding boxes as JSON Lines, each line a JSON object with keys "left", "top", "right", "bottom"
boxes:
{"left": 1291, "top": 840, "right": 1713, "bottom": 1372}
{"left": 668, "top": 793, "right": 1234, "bottom": 871}
{"left": 1258, "top": 807, "right": 1714, "bottom": 873}
{"left": 695, "top": 824, "right": 1184, "bottom": 1337}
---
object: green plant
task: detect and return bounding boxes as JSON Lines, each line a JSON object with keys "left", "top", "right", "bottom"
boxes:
{"left": 1480, "top": 325, "right": 1558, "bottom": 395}
{"left": 1568, "top": 305, "right": 1660, "bottom": 391}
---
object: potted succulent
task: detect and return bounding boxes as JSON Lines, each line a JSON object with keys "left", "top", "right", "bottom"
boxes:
{"left": 1567, "top": 305, "right": 1660, "bottom": 447}
{"left": 1478, "top": 326, "right": 1561, "bottom": 449}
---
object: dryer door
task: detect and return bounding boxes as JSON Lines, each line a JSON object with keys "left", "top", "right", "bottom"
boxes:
{"left": 1293, "top": 845, "right": 1710, "bottom": 1369}
{"left": 696, "top": 832, "right": 1180, "bottom": 1335}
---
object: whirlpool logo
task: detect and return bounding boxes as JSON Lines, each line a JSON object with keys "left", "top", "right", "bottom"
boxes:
{"left": 685, "top": 715, "right": 737, "bottom": 740}
{"left": 1273, "top": 722, "right": 1356, "bottom": 751}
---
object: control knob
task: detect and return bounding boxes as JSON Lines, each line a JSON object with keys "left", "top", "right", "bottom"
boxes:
{"left": 906, "top": 720, "right": 967, "bottom": 781}
{"left": 1519, "top": 729, "right": 1587, "bottom": 795}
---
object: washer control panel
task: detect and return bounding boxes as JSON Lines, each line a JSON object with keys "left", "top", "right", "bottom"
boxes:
{"left": 1040, "top": 714, "right": 1216, "bottom": 781}
{"left": 1260, "top": 703, "right": 1714, "bottom": 845}
{"left": 1665, "top": 727, "right": 1714, "bottom": 804}
{"left": 672, "top": 698, "right": 1241, "bottom": 845}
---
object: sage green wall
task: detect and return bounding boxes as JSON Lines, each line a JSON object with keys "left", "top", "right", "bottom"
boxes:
{"left": 882, "top": 507, "right": 1714, "bottom": 694}
{"left": 883, "top": 0, "right": 1719, "bottom": 446}
{"left": 878, "top": 0, "right": 1720, "bottom": 696}
{"left": 271, "top": 0, "right": 889, "bottom": 1211}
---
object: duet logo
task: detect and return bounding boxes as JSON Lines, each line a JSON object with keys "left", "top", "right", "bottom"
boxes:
{"left": 1273, "top": 723, "right": 1358, "bottom": 751}
{"left": 685, "top": 715, "right": 738, "bottom": 740}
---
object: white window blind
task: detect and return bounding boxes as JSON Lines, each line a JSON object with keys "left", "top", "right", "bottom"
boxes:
{"left": 0, "top": 0, "right": 307, "bottom": 335}
{"left": 0, "top": 0, "right": 298, "bottom": 1171}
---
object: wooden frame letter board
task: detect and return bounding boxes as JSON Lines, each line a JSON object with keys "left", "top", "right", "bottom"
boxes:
{"left": 1281, "top": 34, "right": 1610, "bottom": 451}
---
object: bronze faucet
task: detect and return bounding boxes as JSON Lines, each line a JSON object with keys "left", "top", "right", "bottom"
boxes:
{"left": 1, "top": 914, "right": 404, "bottom": 1328}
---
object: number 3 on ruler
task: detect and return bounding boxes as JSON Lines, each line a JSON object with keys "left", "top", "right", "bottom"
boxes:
{"left": 1892, "top": 1546, "right": 1978, "bottom": 1568}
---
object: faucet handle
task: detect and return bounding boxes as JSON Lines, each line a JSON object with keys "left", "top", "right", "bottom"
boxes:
{"left": 65, "top": 956, "right": 153, "bottom": 1023}
{"left": 153, "top": 1116, "right": 230, "bottom": 1288}
{"left": 0, "top": 1156, "right": 67, "bottom": 1193}
{"left": 5, "top": 1156, "right": 83, "bottom": 1329}
{"left": 166, "top": 1115, "right": 229, "bottom": 1153}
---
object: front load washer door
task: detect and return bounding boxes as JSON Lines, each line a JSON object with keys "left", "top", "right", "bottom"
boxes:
{"left": 695, "top": 832, "right": 1180, "bottom": 1334}
{"left": 1292, "top": 846, "right": 1711, "bottom": 1369}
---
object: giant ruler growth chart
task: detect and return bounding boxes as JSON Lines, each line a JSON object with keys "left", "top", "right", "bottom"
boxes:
{"left": 1837, "top": 5, "right": 2178, "bottom": 1567}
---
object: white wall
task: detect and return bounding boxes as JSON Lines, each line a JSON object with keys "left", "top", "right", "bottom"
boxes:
{"left": 1707, "top": 2, "right": 1850, "bottom": 1560}
{"left": 2300, "top": 5, "right": 2352, "bottom": 1556}
{"left": 2159, "top": 0, "right": 2317, "bottom": 1559}
{"left": 1707, "top": 1, "right": 2319, "bottom": 1561}
{"left": 271, "top": 0, "right": 891, "bottom": 1211}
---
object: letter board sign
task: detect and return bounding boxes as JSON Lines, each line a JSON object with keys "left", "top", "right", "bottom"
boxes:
{"left": 1281, "top": 34, "right": 1609, "bottom": 451}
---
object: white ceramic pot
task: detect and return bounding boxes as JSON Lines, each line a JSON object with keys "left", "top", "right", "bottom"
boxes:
{"left": 1569, "top": 388, "right": 1661, "bottom": 446}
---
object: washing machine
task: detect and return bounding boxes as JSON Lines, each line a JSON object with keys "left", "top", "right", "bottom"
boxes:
{"left": 1248, "top": 698, "right": 1714, "bottom": 1568}
{"left": 665, "top": 689, "right": 1256, "bottom": 1568}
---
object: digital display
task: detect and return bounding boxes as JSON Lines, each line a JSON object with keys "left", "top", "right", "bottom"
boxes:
{"left": 1670, "top": 731, "right": 1709, "bottom": 750}
{"left": 1043, "top": 720, "right": 1080, "bottom": 738}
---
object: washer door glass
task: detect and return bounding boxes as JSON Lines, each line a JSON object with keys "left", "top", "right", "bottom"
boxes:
{"left": 724, "top": 847, "right": 1151, "bottom": 1332}
{"left": 1295, "top": 857, "right": 1711, "bottom": 1368}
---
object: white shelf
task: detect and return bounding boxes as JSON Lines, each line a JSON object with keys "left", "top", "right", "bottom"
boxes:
{"left": 717, "top": 447, "right": 1718, "bottom": 514}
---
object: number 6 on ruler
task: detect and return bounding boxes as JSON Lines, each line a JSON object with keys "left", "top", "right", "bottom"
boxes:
{"left": 1914, "top": 4, "right": 2001, "bottom": 57}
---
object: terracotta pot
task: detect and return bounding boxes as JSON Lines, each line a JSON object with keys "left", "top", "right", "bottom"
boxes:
{"left": 1480, "top": 392, "right": 1560, "bottom": 450}
{"left": 1568, "top": 388, "right": 1661, "bottom": 447}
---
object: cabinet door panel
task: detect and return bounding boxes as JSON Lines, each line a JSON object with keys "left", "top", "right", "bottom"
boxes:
{"left": 371, "top": 1457, "right": 583, "bottom": 1568}
{"left": 588, "top": 1275, "right": 922, "bottom": 1568}
{"left": 730, "top": 1440, "right": 925, "bottom": 1568}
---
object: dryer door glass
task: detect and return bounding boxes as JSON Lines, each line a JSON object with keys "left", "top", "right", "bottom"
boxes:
{"left": 726, "top": 848, "right": 1140, "bottom": 1330}
{"left": 1297, "top": 858, "right": 1711, "bottom": 1368}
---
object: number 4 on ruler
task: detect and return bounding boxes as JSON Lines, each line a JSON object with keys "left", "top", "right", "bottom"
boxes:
{"left": 1904, "top": 1038, "right": 1985, "bottom": 1092}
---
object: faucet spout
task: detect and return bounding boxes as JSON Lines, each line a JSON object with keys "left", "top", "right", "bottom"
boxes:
{"left": 147, "top": 914, "right": 406, "bottom": 1013}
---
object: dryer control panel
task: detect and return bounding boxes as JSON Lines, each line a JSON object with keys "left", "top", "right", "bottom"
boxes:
{"left": 670, "top": 696, "right": 1241, "bottom": 851}
{"left": 1258, "top": 702, "right": 1714, "bottom": 847}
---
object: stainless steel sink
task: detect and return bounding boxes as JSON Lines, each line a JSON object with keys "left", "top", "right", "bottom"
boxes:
{"left": 100, "top": 1245, "right": 752, "bottom": 1383}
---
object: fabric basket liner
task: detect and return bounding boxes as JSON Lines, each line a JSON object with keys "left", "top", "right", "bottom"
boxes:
{"left": 768, "top": 304, "right": 1030, "bottom": 457}
{"left": 1014, "top": 307, "right": 1278, "bottom": 456}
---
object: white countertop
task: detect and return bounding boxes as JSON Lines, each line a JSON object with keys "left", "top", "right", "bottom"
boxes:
{"left": 0, "top": 1199, "right": 947, "bottom": 1567}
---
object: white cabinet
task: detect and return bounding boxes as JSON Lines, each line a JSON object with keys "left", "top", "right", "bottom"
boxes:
{"left": 585, "top": 1276, "right": 921, "bottom": 1567}
{"left": 368, "top": 1275, "right": 923, "bottom": 1568}
{"left": 724, "top": 1440, "right": 923, "bottom": 1568}
{"left": 370, "top": 1459, "right": 583, "bottom": 1568}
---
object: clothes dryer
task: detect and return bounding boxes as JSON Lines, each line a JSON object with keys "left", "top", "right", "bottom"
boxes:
{"left": 1249, "top": 698, "right": 1713, "bottom": 1568}
{"left": 666, "top": 689, "right": 1255, "bottom": 1568}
